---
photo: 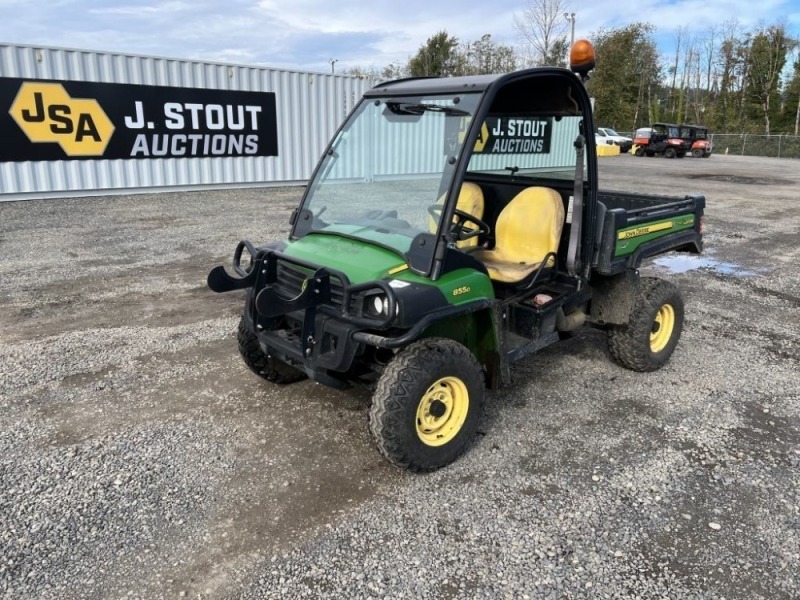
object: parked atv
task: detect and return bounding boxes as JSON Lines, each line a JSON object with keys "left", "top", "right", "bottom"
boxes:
{"left": 633, "top": 123, "right": 692, "bottom": 158}
{"left": 679, "top": 124, "right": 713, "bottom": 158}
{"left": 208, "top": 41, "right": 705, "bottom": 471}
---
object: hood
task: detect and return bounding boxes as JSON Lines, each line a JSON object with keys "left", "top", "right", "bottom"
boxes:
{"left": 282, "top": 233, "right": 408, "bottom": 284}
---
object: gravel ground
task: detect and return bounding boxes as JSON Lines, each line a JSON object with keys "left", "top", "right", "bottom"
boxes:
{"left": 1, "top": 154, "right": 798, "bottom": 599}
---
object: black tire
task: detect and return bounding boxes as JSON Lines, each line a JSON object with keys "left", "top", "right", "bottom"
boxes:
{"left": 607, "top": 278, "right": 684, "bottom": 372}
{"left": 369, "top": 338, "right": 485, "bottom": 471}
{"left": 237, "top": 317, "right": 306, "bottom": 384}
{"left": 692, "top": 148, "right": 703, "bottom": 158}
{"left": 634, "top": 147, "right": 645, "bottom": 157}
{"left": 664, "top": 147, "right": 676, "bottom": 159}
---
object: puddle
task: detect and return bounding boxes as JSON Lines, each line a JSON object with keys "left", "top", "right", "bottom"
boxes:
{"left": 652, "top": 254, "right": 756, "bottom": 276}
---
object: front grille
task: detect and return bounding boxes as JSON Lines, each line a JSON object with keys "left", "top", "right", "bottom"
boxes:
{"left": 275, "top": 260, "right": 346, "bottom": 308}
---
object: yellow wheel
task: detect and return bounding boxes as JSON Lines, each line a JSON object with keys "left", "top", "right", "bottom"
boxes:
{"left": 369, "top": 338, "right": 485, "bottom": 471}
{"left": 650, "top": 303, "right": 675, "bottom": 353}
{"left": 415, "top": 376, "right": 470, "bottom": 446}
{"left": 608, "top": 278, "right": 685, "bottom": 372}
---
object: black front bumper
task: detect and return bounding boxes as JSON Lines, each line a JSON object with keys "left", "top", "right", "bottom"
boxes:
{"left": 208, "top": 243, "right": 396, "bottom": 383}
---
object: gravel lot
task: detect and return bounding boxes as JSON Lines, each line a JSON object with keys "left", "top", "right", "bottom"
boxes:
{"left": 1, "top": 154, "right": 798, "bottom": 599}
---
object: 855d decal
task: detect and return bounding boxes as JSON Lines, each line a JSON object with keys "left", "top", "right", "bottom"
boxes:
{"left": 0, "top": 77, "right": 279, "bottom": 162}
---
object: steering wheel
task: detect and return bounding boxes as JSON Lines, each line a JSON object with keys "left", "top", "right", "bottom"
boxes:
{"left": 428, "top": 204, "right": 491, "bottom": 241}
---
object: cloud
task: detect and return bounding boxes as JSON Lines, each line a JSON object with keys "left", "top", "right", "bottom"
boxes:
{"left": 1, "top": 0, "right": 796, "bottom": 74}
{"left": 88, "top": 1, "right": 193, "bottom": 16}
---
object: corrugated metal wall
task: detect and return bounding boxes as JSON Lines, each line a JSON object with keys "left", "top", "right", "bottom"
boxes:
{"left": 0, "top": 43, "right": 374, "bottom": 200}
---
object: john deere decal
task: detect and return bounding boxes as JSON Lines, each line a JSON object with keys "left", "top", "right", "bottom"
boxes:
{"left": 0, "top": 77, "right": 279, "bottom": 161}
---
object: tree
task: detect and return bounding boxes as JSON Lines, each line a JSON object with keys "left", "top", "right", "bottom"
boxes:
{"left": 666, "top": 26, "right": 687, "bottom": 120}
{"left": 408, "top": 31, "right": 460, "bottom": 77}
{"left": 514, "top": 0, "right": 571, "bottom": 67}
{"left": 344, "top": 66, "right": 382, "bottom": 80}
{"left": 745, "top": 24, "right": 790, "bottom": 133}
{"left": 713, "top": 20, "right": 743, "bottom": 132}
{"left": 381, "top": 63, "right": 407, "bottom": 80}
{"left": 458, "top": 34, "right": 518, "bottom": 75}
{"left": 587, "top": 23, "right": 661, "bottom": 130}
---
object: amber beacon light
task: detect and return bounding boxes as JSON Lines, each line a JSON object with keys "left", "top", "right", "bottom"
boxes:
{"left": 570, "top": 40, "right": 596, "bottom": 77}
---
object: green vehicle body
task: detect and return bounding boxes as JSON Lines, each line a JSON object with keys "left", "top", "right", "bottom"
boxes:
{"left": 208, "top": 52, "right": 705, "bottom": 470}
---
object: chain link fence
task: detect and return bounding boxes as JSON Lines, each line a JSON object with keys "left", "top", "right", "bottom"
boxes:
{"left": 707, "top": 134, "right": 800, "bottom": 159}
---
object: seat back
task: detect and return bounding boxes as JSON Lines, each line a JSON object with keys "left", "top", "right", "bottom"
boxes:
{"left": 492, "top": 187, "right": 564, "bottom": 267}
{"left": 428, "top": 182, "right": 485, "bottom": 249}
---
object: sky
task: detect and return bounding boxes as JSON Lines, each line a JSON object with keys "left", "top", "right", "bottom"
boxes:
{"left": 1, "top": 0, "right": 799, "bottom": 74}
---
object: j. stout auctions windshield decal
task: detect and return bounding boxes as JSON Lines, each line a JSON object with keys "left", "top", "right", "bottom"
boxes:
{"left": 443, "top": 116, "right": 552, "bottom": 156}
{"left": 0, "top": 77, "right": 278, "bottom": 162}
{"left": 475, "top": 117, "right": 552, "bottom": 154}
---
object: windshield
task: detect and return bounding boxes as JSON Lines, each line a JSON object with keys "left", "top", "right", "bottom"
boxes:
{"left": 654, "top": 124, "right": 680, "bottom": 138}
{"left": 297, "top": 93, "right": 482, "bottom": 266}
{"left": 604, "top": 128, "right": 619, "bottom": 136}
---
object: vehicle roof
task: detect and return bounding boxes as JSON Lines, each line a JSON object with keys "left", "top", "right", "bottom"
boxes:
{"left": 365, "top": 67, "right": 574, "bottom": 97}
{"left": 680, "top": 124, "right": 708, "bottom": 130}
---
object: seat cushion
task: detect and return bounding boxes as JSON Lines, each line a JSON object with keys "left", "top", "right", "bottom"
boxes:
{"left": 428, "top": 182, "right": 485, "bottom": 249}
{"left": 472, "top": 186, "right": 564, "bottom": 283}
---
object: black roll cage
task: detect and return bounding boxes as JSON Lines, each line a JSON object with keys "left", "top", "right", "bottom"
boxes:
{"left": 291, "top": 68, "right": 599, "bottom": 282}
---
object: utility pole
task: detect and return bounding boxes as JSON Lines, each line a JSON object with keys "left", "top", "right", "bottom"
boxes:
{"left": 564, "top": 12, "right": 576, "bottom": 48}
{"left": 329, "top": 58, "right": 338, "bottom": 74}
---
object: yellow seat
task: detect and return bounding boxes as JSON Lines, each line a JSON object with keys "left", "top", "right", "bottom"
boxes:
{"left": 428, "top": 182, "right": 485, "bottom": 249}
{"left": 471, "top": 187, "right": 564, "bottom": 283}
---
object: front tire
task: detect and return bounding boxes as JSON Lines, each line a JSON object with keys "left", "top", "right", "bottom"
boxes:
{"left": 369, "top": 338, "right": 485, "bottom": 471}
{"left": 237, "top": 317, "right": 306, "bottom": 384}
{"left": 692, "top": 148, "right": 703, "bottom": 158}
{"left": 607, "top": 278, "right": 685, "bottom": 372}
{"left": 664, "top": 147, "right": 676, "bottom": 159}
{"left": 634, "top": 147, "right": 645, "bottom": 157}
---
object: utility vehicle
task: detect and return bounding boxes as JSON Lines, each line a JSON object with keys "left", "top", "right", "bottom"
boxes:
{"left": 633, "top": 123, "right": 691, "bottom": 158}
{"left": 208, "top": 41, "right": 705, "bottom": 471}
{"left": 679, "top": 124, "right": 713, "bottom": 158}
{"left": 596, "top": 127, "right": 633, "bottom": 153}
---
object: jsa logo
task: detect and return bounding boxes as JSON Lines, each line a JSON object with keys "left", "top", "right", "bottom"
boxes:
{"left": 10, "top": 82, "right": 114, "bottom": 156}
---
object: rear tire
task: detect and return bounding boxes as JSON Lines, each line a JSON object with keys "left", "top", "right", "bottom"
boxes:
{"left": 369, "top": 338, "right": 485, "bottom": 471}
{"left": 237, "top": 317, "right": 306, "bottom": 384}
{"left": 634, "top": 147, "right": 645, "bottom": 157}
{"left": 607, "top": 278, "right": 684, "bottom": 372}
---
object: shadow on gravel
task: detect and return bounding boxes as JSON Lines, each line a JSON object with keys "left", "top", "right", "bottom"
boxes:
{"left": 687, "top": 174, "right": 795, "bottom": 186}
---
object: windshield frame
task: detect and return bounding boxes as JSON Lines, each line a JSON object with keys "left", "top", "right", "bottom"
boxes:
{"left": 290, "top": 68, "right": 596, "bottom": 280}
{"left": 291, "top": 92, "right": 483, "bottom": 275}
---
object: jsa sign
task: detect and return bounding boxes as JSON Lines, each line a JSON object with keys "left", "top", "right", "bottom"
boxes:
{"left": 0, "top": 77, "right": 278, "bottom": 162}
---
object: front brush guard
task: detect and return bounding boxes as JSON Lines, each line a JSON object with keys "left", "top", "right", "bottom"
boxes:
{"left": 207, "top": 241, "right": 333, "bottom": 314}
{"left": 207, "top": 240, "right": 261, "bottom": 293}
{"left": 208, "top": 241, "right": 336, "bottom": 360}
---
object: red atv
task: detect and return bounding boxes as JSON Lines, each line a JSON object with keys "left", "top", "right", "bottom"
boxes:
{"left": 633, "top": 123, "right": 691, "bottom": 158}
{"left": 679, "top": 124, "right": 713, "bottom": 158}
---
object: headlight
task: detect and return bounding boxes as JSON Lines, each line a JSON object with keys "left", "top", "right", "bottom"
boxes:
{"left": 365, "top": 293, "right": 390, "bottom": 317}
